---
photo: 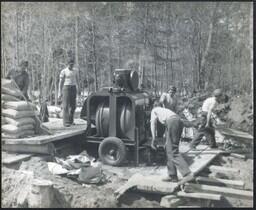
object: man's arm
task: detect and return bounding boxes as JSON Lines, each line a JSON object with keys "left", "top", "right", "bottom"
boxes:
{"left": 159, "top": 93, "right": 166, "bottom": 108}
{"left": 58, "top": 70, "right": 65, "bottom": 98}
{"left": 150, "top": 111, "right": 157, "bottom": 150}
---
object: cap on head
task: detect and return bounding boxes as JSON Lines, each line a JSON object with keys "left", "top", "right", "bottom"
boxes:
{"left": 213, "top": 88, "right": 222, "bottom": 97}
{"left": 68, "top": 58, "right": 75, "bottom": 65}
{"left": 168, "top": 86, "right": 177, "bottom": 93}
{"left": 20, "top": 60, "right": 28, "bottom": 68}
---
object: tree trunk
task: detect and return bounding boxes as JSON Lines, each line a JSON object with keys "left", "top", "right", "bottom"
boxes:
{"left": 249, "top": 3, "right": 253, "bottom": 96}
{"left": 16, "top": 4, "right": 20, "bottom": 67}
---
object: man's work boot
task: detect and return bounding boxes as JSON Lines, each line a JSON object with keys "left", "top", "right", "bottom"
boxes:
{"left": 162, "top": 175, "right": 178, "bottom": 182}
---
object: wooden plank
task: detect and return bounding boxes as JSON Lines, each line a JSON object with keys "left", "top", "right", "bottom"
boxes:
{"left": 2, "top": 143, "right": 55, "bottom": 155}
{"left": 2, "top": 119, "right": 87, "bottom": 145}
{"left": 184, "top": 183, "right": 253, "bottom": 199}
{"left": 177, "top": 191, "right": 222, "bottom": 201}
{"left": 230, "top": 153, "right": 246, "bottom": 160}
{"left": 208, "top": 165, "right": 240, "bottom": 173}
{"left": 2, "top": 153, "right": 33, "bottom": 165}
{"left": 195, "top": 176, "right": 245, "bottom": 188}
{"left": 216, "top": 128, "right": 253, "bottom": 141}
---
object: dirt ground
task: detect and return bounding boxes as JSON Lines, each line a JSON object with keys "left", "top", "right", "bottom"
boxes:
{"left": 1, "top": 94, "right": 253, "bottom": 208}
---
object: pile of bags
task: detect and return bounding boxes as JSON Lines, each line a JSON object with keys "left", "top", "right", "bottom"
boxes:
{"left": 2, "top": 79, "right": 39, "bottom": 139}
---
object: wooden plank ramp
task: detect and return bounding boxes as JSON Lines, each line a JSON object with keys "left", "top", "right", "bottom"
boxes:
{"left": 2, "top": 152, "right": 33, "bottom": 165}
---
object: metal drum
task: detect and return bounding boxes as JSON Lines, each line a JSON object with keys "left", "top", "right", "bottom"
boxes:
{"left": 95, "top": 101, "right": 110, "bottom": 137}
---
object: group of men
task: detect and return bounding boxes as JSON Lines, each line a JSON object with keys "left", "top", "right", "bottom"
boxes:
{"left": 150, "top": 86, "right": 225, "bottom": 183}
{"left": 6, "top": 57, "right": 79, "bottom": 127}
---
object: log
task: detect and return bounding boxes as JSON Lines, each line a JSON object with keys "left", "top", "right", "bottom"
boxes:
{"left": 177, "top": 191, "right": 222, "bottom": 201}
{"left": 208, "top": 165, "right": 240, "bottom": 173}
{"left": 195, "top": 176, "right": 245, "bottom": 188}
{"left": 28, "top": 179, "right": 54, "bottom": 208}
{"left": 184, "top": 183, "right": 253, "bottom": 199}
{"left": 160, "top": 195, "right": 184, "bottom": 208}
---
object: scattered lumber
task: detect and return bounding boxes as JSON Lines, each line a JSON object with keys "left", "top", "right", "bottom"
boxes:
{"left": 176, "top": 191, "right": 222, "bottom": 201}
{"left": 160, "top": 195, "right": 184, "bottom": 208}
{"left": 184, "top": 183, "right": 253, "bottom": 199}
{"left": 208, "top": 165, "right": 240, "bottom": 174}
{"left": 2, "top": 153, "right": 33, "bottom": 165}
{"left": 216, "top": 128, "right": 253, "bottom": 142}
{"left": 195, "top": 176, "right": 245, "bottom": 189}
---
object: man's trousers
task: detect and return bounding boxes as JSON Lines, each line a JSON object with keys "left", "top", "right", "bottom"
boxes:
{"left": 62, "top": 85, "right": 76, "bottom": 126}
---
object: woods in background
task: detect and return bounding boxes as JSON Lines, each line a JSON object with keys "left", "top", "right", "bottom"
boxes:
{"left": 1, "top": 2, "right": 253, "bottom": 104}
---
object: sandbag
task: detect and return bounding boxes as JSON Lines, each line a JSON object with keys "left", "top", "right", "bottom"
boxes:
{"left": 2, "top": 130, "right": 35, "bottom": 139}
{"left": 2, "top": 109, "right": 39, "bottom": 119}
{"left": 1, "top": 94, "right": 20, "bottom": 101}
{"left": 2, "top": 124, "right": 34, "bottom": 134}
{"left": 2, "top": 117, "right": 7, "bottom": 125}
{"left": 2, "top": 87, "right": 22, "bottom": 98}
{"left": 3, "top": 117, "right": 36, "bottom": 126}
{"left": 3, "top": 101, "right": 36, "bottom": 111}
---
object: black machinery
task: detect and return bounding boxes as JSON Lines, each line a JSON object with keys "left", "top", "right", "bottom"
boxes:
{"left": 81, "top": 69, "right": 163, "bottom": 166}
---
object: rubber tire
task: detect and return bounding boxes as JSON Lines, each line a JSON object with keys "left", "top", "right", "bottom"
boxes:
{"left": 98, "top": 137, "right": 126, "bottom": 166}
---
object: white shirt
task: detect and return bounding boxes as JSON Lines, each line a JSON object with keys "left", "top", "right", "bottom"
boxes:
{"left": 150, "top": 107, "right": 177, "bottom": 125}
{"left": 202, "top": 97, "right": 217, "bottom": 112}
{"left": 59, "top": 67, "right": 78, "bottom": 86}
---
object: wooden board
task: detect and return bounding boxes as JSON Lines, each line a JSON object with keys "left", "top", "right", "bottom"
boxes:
{"left": 216, "top": 128, "right": 253, "bottom": 142}
{"left": 176, "top": 191, "right": 222, "bottom": 201}
{"left": 2, "top": 119, "right": 87, "bottom": 145}
{"left": 2, "top": 152, "right": 33, "bottom": 164}
{"left": 184, "top": 183, "right": 253, "bottom": 199}
{"left": 208, "top": 165, "right": 240, "bottom": 174}
{"left": 2, "top": 143, "right": 55, "bottom": 154}
{"left": 195, "top": 176, "right": 245, "bottom": 188}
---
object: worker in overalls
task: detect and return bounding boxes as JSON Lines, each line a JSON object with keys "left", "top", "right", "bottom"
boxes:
{"left": 189, "top": 89, "right": 223, "bottom": 149}
{"left": 150, "top": 101, "right": 193, "bottom": 182}
{"left": 6, "top": 60, "right": 30, "bottom": 100}
{"left": 159, "top": 85, "right": 178, "bottom": 112}
{"left": 58, "top": 57, "right": 79, "bottom": 127}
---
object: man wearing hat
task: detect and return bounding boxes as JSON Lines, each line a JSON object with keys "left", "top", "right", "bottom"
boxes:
{"left": 159, "top": 86, "right": 178, "bottom": 112}
{"left": 6, "top": 60, "right": 30, "bottom": 100}
{"left": 189, "top": 88, "right": 223, "bottom": 149}
{"left": 58, "top": 57, "right": 80, "bottom": 127}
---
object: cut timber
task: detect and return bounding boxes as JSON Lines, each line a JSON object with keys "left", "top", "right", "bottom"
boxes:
{"left": 2, "top": 143, "right": 55, "bottom": 155}
{"left": 160, "top": 195, "right": 184, "bottom": 208}
{"left": 2, "top": 153, "right": 33, "bottom": 165}
{"left": 184, "top": 183, "right": 253, "bottom": 199}
{"left": 216, "top": 128, "right": 253, "bottom": 142}
{"left": 208, "top": 165, "right": 240, "bottom": 174}
{"left": 195, "top": 176, "right": 245, "bottom": 188}
{"left": 176, "top": 191, "right": 222, "bottom": 201}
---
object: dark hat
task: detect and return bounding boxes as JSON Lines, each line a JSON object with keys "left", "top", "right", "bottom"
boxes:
{"left": 68, "top": 58, "right": 75, "bottom": 64}
{"left": 20, "top": 60, "right": 29, "bottom": 68}
{"left": 168, "top": 86, "right": 177, "bottom": 93}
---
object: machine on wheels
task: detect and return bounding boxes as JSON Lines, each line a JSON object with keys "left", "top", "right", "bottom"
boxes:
{"left": 81, "top": 69, "right": 165, "bottom": 166}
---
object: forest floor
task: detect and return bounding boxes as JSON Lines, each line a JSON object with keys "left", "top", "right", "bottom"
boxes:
{"left": 1, "top": 94, "right": 253, "bottom": 208}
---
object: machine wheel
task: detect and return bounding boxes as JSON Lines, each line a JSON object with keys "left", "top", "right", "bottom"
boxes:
{"left": 98, "top": 137, "right": 126, "bottom": 166}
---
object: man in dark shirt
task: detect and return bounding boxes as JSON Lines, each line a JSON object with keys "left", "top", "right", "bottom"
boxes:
{"left": 6, "top": 61, "right": 30, "bottom": 100}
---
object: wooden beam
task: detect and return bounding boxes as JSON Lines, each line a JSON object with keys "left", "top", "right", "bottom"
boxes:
{"left": 195, "top": 176, "right": 245, "bottom": 188}
{"left": 2, "top": 153, "right": 33, "bottom": 165}
{"left": 184, "top": 183, "right": 253, "bottom": 199}
{"left": 208, "top": 165, "right": 240, "bottom": 173}
{"left": 230, "top": 153, "right": 246, "bottom": 160}
{"left": 177, "top": 191, "right": 222, "bottom": 201}
{"left": 2, "top": 143, "right": 55, "bottom": 155}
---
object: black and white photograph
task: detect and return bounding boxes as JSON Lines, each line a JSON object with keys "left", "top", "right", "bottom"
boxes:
{"left": 1, "top": 1, "right": 253, "bottom": 208}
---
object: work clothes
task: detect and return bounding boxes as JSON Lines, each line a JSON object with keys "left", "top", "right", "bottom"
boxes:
{"left": 6, "top": 70, "right": 29, "bottom": 100}
{"left": 150, "top": 107, "right": 191, "bottom": 178}
{"left": 159, "top": 93, "right": 177, "bottom": 112}
{"left": 190, "top": 112, "right": 217, "bottom": 148}
{"left": 202, "top": 97, "right": 217, "bottom": 112}
{"left": 165, "top": 116, "right": 191, "bottom": 177}
{"left": 59, "top": 67, "right": 78, "bottom": 86}
{"left": 62, "top": 85, "right": 77, "bottom": 126}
